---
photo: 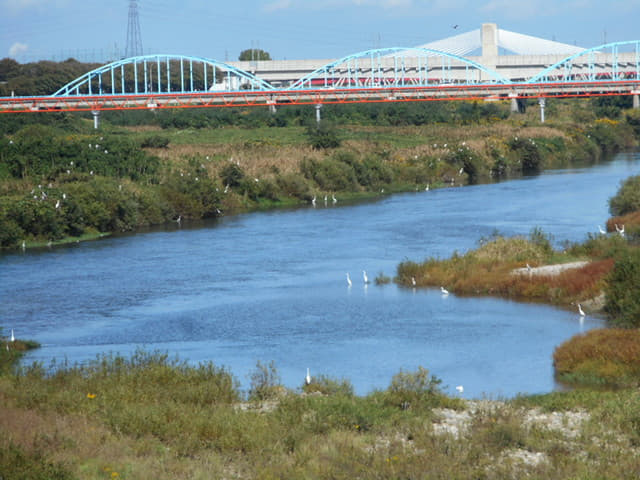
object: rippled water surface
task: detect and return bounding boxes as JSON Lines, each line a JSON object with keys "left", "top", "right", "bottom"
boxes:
{"left": 2, "top": 152, "right": 639, "bottom": 397}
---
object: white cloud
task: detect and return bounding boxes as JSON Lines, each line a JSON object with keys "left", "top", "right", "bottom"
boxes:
{"left": 8, "top": 41, "right": 28, "bottom": 57}
{"left": 264, "top": 0, "right": 292, "bottom": 12}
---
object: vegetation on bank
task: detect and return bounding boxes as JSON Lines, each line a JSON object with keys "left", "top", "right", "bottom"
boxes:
{"left": 1, "top": 94, "right": 639, "bottom": 249}
{"left": 3, "top": 348, "right": 640, "bottom": 479}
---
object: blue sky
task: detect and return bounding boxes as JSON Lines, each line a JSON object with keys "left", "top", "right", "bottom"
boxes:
{"left": 2, "top": 0, "right": 640, "bottom": 63}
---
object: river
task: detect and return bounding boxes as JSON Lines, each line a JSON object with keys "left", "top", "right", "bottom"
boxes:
{"left": 2, "top": 152, "right": 639, "bottom": 398}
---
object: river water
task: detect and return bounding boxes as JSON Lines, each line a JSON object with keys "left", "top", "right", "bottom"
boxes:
{"left": 2, "top": 152, "right": 639, "bottom": 398}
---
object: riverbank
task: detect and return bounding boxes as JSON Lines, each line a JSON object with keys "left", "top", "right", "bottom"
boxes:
{"left": 2, "top": 349, "right": 640, "bottom": 479}
{"left": 2, "top": 98, "right": 639, "bottom": 250}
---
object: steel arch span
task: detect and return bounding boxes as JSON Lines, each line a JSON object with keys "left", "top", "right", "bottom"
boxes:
{"left": 528, "top": 41, "right": 640, "bottom": 84}
{"left": 52, "top": 54, "right": 275, "bottom": 97}
{"left": 287, "top": 47, "right": 510, "bottom": 90}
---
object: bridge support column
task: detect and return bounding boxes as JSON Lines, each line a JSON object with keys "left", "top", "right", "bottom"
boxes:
{"left": 315, "top": 104, "right": 322, "bottom": 124}
{"left": 538, "top": 98, "right": 546, "bottom": 123}
{"left": 632, "top": 91, "right": 640, "bottom": 109}
{"left": 91, "top": 110, "right": 100, "bottom": 129}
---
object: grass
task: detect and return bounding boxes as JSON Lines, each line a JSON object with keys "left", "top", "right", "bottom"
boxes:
{"left": 2, "top": 349, "right": 640, "bottom": 479}
{"left": 396, "top": 233, "right": 613, "bottom": 307}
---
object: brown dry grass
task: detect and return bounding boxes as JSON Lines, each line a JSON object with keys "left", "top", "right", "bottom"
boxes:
{"left": 553, "top": 329, "right": 640, "bottom": 385}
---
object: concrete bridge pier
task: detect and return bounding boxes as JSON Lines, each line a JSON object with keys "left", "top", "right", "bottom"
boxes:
{"left": 91, "top": 110, "right": 100, "bottom": 129}
{"left": 508, "top": 93, "right": 519, "bottom": 113}
{"left": 633, "top": 91, "right": 640, "bottom": 109}
{"left": 538, "top": 97, "right": 546, "bottom": 123}
{"left": 315, "top": 104, "right": 323, "bottom": 124}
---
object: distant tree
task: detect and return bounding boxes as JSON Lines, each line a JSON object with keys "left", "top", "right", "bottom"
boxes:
{"left": 238, "top": 49, "right": 271, "bottom": 61}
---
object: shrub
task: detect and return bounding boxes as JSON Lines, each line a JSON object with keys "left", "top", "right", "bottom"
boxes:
{"left": 383, "top": 366, "right": 444, "bottom": 410}
{"left": 302, "top": 374, "right": 354, "bottom": 396}
{"left": 248, "top": 360, "right": 284, "bottom": 401}
{"left": 554, "top": 329, "right": 640, "bottom": 386}
{"left": 609, "top": 175, "right": 640, "bottom": 217}
{"left": 306, "top": 121, "right": 341, "bottom": 149}
{"left": 605, "top": 249, "right": 640, "bottom": 327}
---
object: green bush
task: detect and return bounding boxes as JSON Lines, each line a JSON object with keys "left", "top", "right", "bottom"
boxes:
{"left": 383, "top": 366, "right": 445, "bottom": 410}
{"left": 605, "top": 249, "right": 640, "bottom": 327}
{"left": 609, "top": 175, "right": 640, "bottom": 216}
{"left": 306, "top": 121, "right": 341, "bottom": 149}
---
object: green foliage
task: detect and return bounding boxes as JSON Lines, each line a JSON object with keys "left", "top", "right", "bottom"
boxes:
{"left": 306, "top": 121, "right": 341, "bottom": 149}
{"left": 605, "top": 249, "right": 640, "bottom": 327}
{"left": 609, "top": 175, "right": 640, "bottom": 216}
{"left": 238, "top": 49, "right": 272, "bottom": 61}
{"left": 0, "top": 443, "right": 73, "bottom": 480}
{"left": 508, "top": 136, "right": 543, "bottom": 174}
{"left": 248, "top": 360, "right": 283, "bottom": 401}
{"left": 302, "top": 374, "right": 354, "bottom": 396}
{"left": 383, "top": 366, "right": 445, "bottom": 410}
{"left": 139, "top": 135, "right": 170, "bottom": 149}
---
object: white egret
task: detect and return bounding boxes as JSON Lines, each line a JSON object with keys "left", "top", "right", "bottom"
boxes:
{"left": 311, "top": 196, "right": 316, "bottom": 206}
{"left": 332, "top": 194, "right": 337, "bottom": 204}
{"left": 440, "top": 286, "right": 449, "bottom": 295}
{"left": 455, "top": 385, "right": 464, "bottom": 394}
{"left": 363, "top": 270, "right": 369, "bottom": 284}
{"left": 598, "top": 225, "right": 606, "bottom": 235}
{"left": 346, "top": 273, "right": 352, "bottom": 287}
{"left": 10, "top": 329, "right": 15, "bottom": 342}
{"left": 578, "top": 304, "right": 585, "bottom": 317}
{"left": 305, "top": 368, "right": 311, "bottom": 385}
{"left": 324, "top": 195, "right": 328, "bottom": 205}
{"left": 411, "top": 277, "right": 416, "bottom": 286}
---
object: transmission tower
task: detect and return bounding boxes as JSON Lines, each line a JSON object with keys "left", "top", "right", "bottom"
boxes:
{"left": 125, "top": 0, "right": 143, "bottom": 58}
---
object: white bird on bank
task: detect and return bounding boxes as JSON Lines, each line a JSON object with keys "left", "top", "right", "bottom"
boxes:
{"left": 440, "top": 286, "right": 449, "bottom": 295}
{"left": 578, "top": 303, "right": 585, "bottom": 317}
{"left": 305, "top": 368, "right": 311, "bottom": 385}
{"left": 598, "top": 225, "right": 606, "bottom": 235}
{"left": 615, "top": 224, "right": 625, "bottom": 237}
{"left": 10, "top": 329, "right": 15, "bottom": 342}
{"left": 346, "top": 273, "right": 352, "bottom": 287}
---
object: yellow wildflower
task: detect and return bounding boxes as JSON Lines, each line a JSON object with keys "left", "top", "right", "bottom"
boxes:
{"left": 86, "top": 393, "right": 96, "bottom": 399}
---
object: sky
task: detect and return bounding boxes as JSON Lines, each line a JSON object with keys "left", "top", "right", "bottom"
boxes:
{"left": 1, "top": 0, "right": 640, "bottom": 63}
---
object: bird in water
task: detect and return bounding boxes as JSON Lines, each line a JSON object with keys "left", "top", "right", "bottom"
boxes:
{"left": 578, "top": 304, "right": 585, "bottom": 316}
{"left": 332, "top": 194, "right": 337, "bottom": 204}
{"left": 10, "top": 329, "right": 15, "bottom": 342}
{"left": 311, "top": 196, "right": 316, "bottom": 207}
{"left": 411, "top": 277, "right": 416, "bottom": 287}
{"left": 346, "top": 273, "right": 352, "bottom": 287}
{"left": 440, "top": 286, "right": 449, "bottom": 295}
{"left": 362, "top": 270, "right": 369, "bottom": 284}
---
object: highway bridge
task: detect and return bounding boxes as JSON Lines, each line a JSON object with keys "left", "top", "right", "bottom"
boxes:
{"left": 1, "top": 23, "right": 639, "bottom": 123}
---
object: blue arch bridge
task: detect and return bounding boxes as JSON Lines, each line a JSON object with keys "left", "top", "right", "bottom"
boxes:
{"left": 1, "top": 24, "right": 640, "bottom": 126}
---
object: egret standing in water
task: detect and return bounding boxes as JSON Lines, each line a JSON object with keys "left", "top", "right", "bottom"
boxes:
{"left": 362, "top": 270, "right": 369, "bottom": 284}
{"left": 440, "top": 286, "right": 449, "bottom": 295}
{"left": 346, "top": 273, "right": 352, "bottom": 287}
{"left": 578, "top": 304, "right": 585, "bottom": 316}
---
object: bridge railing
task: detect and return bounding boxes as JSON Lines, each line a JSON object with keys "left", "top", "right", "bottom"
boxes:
{"left": 527, "top": 41, "right": 640, "bottom": 84}
{"left": 286, "top": 48, "right": 510, "bottom": 90}
{"left": 52, "top": 54, "right": 274, "bottom": 97}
